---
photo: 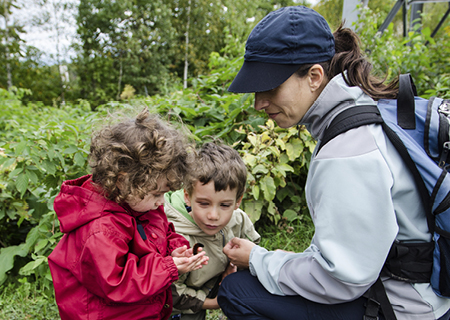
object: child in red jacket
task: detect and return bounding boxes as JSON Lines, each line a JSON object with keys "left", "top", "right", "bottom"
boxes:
{"left": 48, "top": 109, "right": 208, "bottom": 320}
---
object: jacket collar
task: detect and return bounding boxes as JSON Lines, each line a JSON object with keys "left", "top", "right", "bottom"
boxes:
{"left": 298, "top": 72, "right": 376, "bottom": 141}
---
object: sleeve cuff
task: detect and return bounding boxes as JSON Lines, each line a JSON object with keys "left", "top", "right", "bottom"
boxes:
{"left": 249, "top": 245, "right": 262, "bottom": 276}
{"left": 162, "top": 256, "right": 179, "bottom": 282}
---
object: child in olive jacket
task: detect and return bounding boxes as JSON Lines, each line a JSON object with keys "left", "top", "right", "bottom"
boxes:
{"left": 165, "top": 142, "right": 260, "bottom": 320}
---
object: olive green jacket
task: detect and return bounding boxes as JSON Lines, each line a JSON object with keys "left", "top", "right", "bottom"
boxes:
{"left": 164, "top": 190, "right": 260, "bottom": 315}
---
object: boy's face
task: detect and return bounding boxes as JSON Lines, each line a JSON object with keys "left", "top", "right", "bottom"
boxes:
{"left": 184, "top": 181, "right": 242, "bottom": 236}
{"left": 127, "top": 179, "right": 170, "bottom": 212}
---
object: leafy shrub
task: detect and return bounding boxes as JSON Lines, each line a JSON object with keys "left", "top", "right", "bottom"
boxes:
{"left": 236, "top": 120, "right": 315, "bottom": 224}
{"left": 0, "top": 90, "right": 96, "bottom": 289}
{"left": 358, "top": 6, "right": 450, "bottom": 98}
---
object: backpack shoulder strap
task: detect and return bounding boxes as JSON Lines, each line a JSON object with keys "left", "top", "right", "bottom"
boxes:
{"left": 381, "top": 122, "right": 434, "bottom": 233}
{"left": 364, "top": 277, "right": 398, "bottom": 320}
{"left": 319, "top": 102, "right": 434, "bottom": 231}
{"left": 318, "top": 105, "right": 382, "bottom": 154}
{"left": 397, "top": 73, "right": 418, "bottom": 129}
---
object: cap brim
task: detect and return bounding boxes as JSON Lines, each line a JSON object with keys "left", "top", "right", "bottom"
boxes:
{"left": 228, "top": 61, "right": 301, "bottom": 93}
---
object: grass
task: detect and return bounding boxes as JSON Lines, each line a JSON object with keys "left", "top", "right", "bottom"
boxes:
{"left": 0, "top": 280, "right": 60, "bottom": 320}
{"left": 0, "top": 218, "right": 314, "bottom": 320}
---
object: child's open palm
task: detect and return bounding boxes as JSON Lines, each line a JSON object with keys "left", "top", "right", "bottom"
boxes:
{"left": 172, "top": 245, "right": 209, "bottom": 275}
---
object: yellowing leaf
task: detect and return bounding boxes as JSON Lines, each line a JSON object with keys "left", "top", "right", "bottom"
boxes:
{"left": 252, "top": 164, "right": 268, "bottom": 175}
{"left": 286, "top": 138, "right": 304, "bottom": 161}
{"left": 261, "top": 175, "right": 276, "bottom": 201}
{"left": 243, "top": 199, "right": 264, "bottom": 223}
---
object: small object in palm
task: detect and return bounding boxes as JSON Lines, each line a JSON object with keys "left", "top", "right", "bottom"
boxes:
{"left": 193, "top": 243, "right": 204, "bottom": 255}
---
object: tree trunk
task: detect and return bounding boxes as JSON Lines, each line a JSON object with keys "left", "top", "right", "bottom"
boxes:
{"left": 4, "top": 1, "right": 12, "bottom": 90}
{"left": 183, "top": 0, "right": 191, "bottom": 89}
{"left": 117, "top": 58, "right": 123, "bottom": 100}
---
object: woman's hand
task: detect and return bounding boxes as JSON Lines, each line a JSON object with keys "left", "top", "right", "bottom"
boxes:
{"left": 223, "top": 237, "right": 256, "bottom": 269}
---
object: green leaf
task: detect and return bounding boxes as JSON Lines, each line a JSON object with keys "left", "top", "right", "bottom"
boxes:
{"left": 251, "top": 184, "right": 260, "bottom": 200}
{"left": 261, "top": 175, "right": 276, "bottom": 201}
{"left": 283, "top": 209, "right": 298, "bottom": 221}
{"left": 42, "top": 159, "right": 57, "bottom": 175}
{"left": 242, "top": 153, "right": 257, "bottom": 167}
{"left": 277, "top": 187, "right": 293, "bottom": 202}
{"left": 14, "top": 141, "right": 27, "bottom": 154}
{"left": 286, "top": 138, "right": 304, "bottom": 161}
{"left": 1, "top": 157, "right": 15, "bottom": 170}
{"left": 47, "top": 144, "right": 55, "bottom": 160}
{"left": 19, "top": 256, "right": 46, "bottom": 276}
{"left": 15, "top": 172, "right": 29, "bottom": 196}
{"left": 267, "top": 201, "right": 277, "bottom": 215}
{"left": 274, "top": 163, "right": 294, "bottom": 177}
{"left": 243, "top": 199, "right": 264, "bottom": 223}
{"left": 8, "top": 167, "right": 23, "bottom": 178}
{"left": 34, "top": 239, "right": 49, "bottom": 253}
{"left": 252, "top": 164, "right": 268, "bottom": 175}
{"left": 0, "top": 244, "right": 28, "bottom": 286}
{"left": 26, "top": 169, "right": 39, "bottom": 184}
{"left": 74, "top": 152, "right": 85, "bottom": 167}
{"left": 63, "top": 144, "right": 78, "bottom": 154}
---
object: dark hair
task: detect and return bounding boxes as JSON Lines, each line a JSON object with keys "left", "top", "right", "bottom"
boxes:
{"left": 89, "top": 108, "right": 193, "bottom": 204}
{"left": 184, "top": 141, "right": 247, "bottom": 201}
{"left": 296, "top": 24, "right": 399, "bottom": 100}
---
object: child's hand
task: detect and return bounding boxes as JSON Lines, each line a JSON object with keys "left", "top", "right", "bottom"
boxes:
{"left": 171, "top": 244, "right": 204, "bottom": 258}
{"left": 171, "top": 245, "right": 191, "bottom": 258}
{"left": 173, "top": 251, "right": 209, "bottom": 275}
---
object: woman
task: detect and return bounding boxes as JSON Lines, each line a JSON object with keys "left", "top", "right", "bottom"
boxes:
{"left": 217, "top": 6, "right": 450, "bottom": 320}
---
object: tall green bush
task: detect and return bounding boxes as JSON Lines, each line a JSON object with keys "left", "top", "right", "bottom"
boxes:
{"left": 0, "top": 90, "right": 95, "bottom": 291}
{"left": 358, "top": 6, "right": 450, "bottom": 98}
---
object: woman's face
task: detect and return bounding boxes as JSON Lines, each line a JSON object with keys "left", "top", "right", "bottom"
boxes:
{"left": 254, "top": 70, "right": 323, "bottom": 128}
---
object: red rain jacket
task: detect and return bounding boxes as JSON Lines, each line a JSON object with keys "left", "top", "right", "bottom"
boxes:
{"left": 48, "top": 175, "right": 189, "bottom": 320}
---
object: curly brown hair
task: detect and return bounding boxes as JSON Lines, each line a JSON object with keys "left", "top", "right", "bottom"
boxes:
{"left": 89, "top": 108, "right": 193, "bottom": 204}
{"left": 184, "top": 141, "right": 247, "bottom": 201}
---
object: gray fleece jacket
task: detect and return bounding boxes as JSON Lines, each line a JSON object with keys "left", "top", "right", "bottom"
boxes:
{"left": 248, "top": 73, "right": 450, "bottom": 319}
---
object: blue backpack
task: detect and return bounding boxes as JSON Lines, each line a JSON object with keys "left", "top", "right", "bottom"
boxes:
{"left": 319, "top": 74, "right": 450, "bottom": 320}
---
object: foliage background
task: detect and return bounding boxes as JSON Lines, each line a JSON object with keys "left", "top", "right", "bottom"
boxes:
{"left": 0, "top": 0, "right": 450, "bottom": 318}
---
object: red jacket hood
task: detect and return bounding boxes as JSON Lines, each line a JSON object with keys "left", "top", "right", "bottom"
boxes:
{"left": 54, "top": 175, "right": 128, "bottom": 233}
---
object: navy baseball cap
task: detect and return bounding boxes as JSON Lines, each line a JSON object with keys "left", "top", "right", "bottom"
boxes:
{"left": 228, "top": 6, "right": 335, "bottom": 93}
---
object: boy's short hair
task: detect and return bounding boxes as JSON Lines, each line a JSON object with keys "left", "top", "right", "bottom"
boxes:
{"left": 184, "top": 141, "right": 247, "bottom": 200}
{"left": 89, "top": 109, "right": 193, "bottom": 204}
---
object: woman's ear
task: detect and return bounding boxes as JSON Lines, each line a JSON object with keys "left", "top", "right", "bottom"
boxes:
{"left": 308, "top": 64, "right": 325, "bottom": 92}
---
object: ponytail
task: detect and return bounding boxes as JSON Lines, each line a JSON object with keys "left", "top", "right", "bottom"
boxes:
{"left": 330, "top": 24, "right": 399, "bottom": 100}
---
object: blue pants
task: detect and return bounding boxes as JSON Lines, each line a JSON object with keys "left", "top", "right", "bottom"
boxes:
{"left": 218, "top": 270, "right": 450, "bottom": 320}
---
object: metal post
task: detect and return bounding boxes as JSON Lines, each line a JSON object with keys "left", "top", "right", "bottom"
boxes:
{"left": 378, "top": 0, "right": 406, "bottom": 33}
